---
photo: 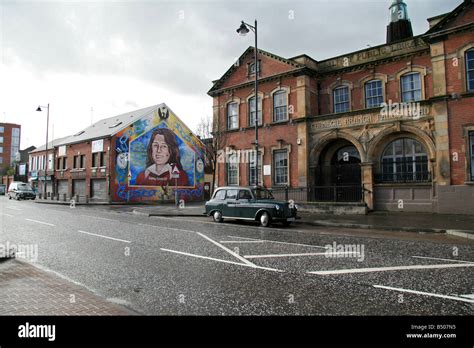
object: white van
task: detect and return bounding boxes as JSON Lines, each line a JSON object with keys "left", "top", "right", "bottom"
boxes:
{"left": 8, "top": 182, "right": 36, "bottom": 200}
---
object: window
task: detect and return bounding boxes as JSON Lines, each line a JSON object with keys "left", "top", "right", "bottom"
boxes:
{"left": 92, "top": 152, "right": 106, "bottom": 167}
{"left": 0, "top": 126, "right": 4, "bottom": 133}
{"left": 225, "top": 189, "right": 238, "bottom": 199}
{"left": 273, "top": 90, "right": 287, "bottom": 122}
{"left": 226, "top": 152, "right": 238, "bottom": 185}
{"left": 466, "top": 49, "right": 474, "bottom": 91}
{"left": 333, "top": 86, "right": 350, "bottom": 113}
{"left": 238, "top": 189, "right": 252, "bottom": 200}
{"left": 213, "top": 189, "right": 226, "bottom": 200}
{"left": 273, "top": 150, "right": 288, "bottom": 185}
{"left": 227, "top": 102, "right": 238, "bottom": 130}
{"left": 0, "top": 157, "right": 2, "bottom": 164}
{"left": 74, "top": 155, "right": 85, "bottom": 169}
{"left": 0, "top": 137, "right": 3, "bottom": 143}
{"left": 57, "top": 157, "right": 67, "bottom": 170}
{"left": 0, "top": 146, "right": 3, "bottom": 153}
{"left": 470, "top": 132, "right": 474, "bottom": 181}
{"left": 379, "top": 138, "right": 429, "bottom": 183}
{"left": 401, "top": 72, "right": 422, "bottom": 102}
{"left": 248, "top": 61, "right": 261, "bottom": 75}
{"left": 365, "top": 80, "right": 384, "bottom": 108}
{"left": 248, "top": 150, "right": 262, "bottom": 186}
{"left": 248, "top": 96, "right": 262, "bottom": 126}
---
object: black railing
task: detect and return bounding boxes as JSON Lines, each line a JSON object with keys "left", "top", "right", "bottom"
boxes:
{"left": 270, "top": 185, "right": 364, "bottom": 203}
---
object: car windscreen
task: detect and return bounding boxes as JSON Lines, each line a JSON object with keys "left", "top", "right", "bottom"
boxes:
{"left": 17, "top": 184, "right": 33, "bottom": 192}
{"left": 252, "top": 188, "right": 274, "bottom": 200}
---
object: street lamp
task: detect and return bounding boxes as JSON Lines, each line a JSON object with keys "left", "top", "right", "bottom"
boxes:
{"left": 36, "top": 104, "right": 50, "bottom": 197}
{"left": 237, "top": 20, "right": 259, "bottom": 186}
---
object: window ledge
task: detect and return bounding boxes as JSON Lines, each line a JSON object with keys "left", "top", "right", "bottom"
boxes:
{"left": 271, "top": 120, "right": 290, "bottom": 125}
{"left": 464, "top": 181, "right": 474, "bottom": 185}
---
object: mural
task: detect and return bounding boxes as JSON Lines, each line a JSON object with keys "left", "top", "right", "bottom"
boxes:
{"left": 113, "top": 105, "right": 206, "bottom": 202}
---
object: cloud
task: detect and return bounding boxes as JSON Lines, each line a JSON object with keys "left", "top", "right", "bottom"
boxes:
{"left": 0, "top": 0, "right": 462, "bottom": 148}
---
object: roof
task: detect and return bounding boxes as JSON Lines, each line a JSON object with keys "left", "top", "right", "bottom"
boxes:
{"left": 29, "top": 136, "right": 70, "bottom": 153}
{"left": 208, "top": 46, "right": 305, "bottom": 95}
{"left": 424, "top": 0, "right": 473, "bottom": 37}
{"left": 56, "top": 104, "right": 163, "bottom": 146}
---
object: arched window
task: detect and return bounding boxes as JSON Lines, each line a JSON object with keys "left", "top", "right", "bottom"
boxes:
{"left": 365, "top": 80, "right": 384, "bottom": 108}
{"left": 379, "top": 138, "right": 430, "bottom": 182}
{"left": 333, "top": 86, "right": 350, "bottom": 113}
{"left": 466, "top": 49, "right": 474, "bottom": 91}
{"left": 401, "top": 72, "right": 422, "bottom": 102}
{"left": 273, "top": 90, "right": 288, "bottom": 122}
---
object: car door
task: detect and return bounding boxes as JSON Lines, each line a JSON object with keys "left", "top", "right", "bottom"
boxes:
{"left": 223, "top": 189, "right": 238, "bottom": 218}
{"left": 237, "top": 189, "right": 253, "bottom": 218}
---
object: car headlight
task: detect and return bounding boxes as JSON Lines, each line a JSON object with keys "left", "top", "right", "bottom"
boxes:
{"left": 294, "top": 204, "right": 299, "bottom": 210}
{"left": 275, "top": 205, "right": 280, "bottom": 210}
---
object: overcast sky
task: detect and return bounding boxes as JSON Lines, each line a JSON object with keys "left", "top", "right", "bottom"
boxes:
{"left": 0, "top": 0, "right": 461, "bottom": 149}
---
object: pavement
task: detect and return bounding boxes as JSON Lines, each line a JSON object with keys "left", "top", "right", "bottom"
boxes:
{"left": 0, "top": 258, "right": 135, "bottom": 315}
{"left": 130, "top": 203, "right": 474, "bottom": 237}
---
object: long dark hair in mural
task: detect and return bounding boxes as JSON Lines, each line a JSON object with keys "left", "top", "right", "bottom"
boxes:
{"left": 135, "top": 128, "right": 189, "bottom": 186}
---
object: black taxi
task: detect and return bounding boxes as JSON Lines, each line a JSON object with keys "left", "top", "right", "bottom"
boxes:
{"left": 204, "top": 186, "right": 298, "bottom": 227}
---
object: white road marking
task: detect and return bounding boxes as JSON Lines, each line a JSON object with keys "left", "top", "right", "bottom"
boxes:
{"left": 80, "top": 215, "right": 117, "bottom": 222}
{"left": 373, "top": 285, "right": 474, "bottom": 304}
{"left": 77, "top": 230, "right": 131, "bottom": 243}
{"left": 228, "top": 235, "right": 327, "bottom": 249}
{"left": 459, "top": 294, "right": 474, "bottom": 299}
{"left": 412, "top": 255, "right": 474, "bottom": 264}
{"left": 220, "top": 240, "right": 266, "bottom": 244}
{"left": 160, "top": 248, "right": 283, "bottom": 273}
{"left": 244, "top": 251, "right": 361, "bottom": 259}
{"left": 308, "top": 263, "right": 474, "bottom": 275}
{"left": 24, "top": 218, "right": 55, "bottom": 227}
{"left": 196, "top": 232, "right": 256, "bottom": 266}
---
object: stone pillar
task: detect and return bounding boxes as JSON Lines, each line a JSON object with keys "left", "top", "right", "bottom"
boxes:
{"left": 361, "top": 162, "right": 374, "bottom": 210}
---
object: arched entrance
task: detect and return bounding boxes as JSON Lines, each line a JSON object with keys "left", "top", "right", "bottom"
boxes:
{"left": 314, "top": 139, "right": 363, "bottom": 202}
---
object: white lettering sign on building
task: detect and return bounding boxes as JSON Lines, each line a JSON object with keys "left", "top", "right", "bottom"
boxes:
{"left": 92, "top": 139, "right": 104, "bottom": 153}
{"left": 58, "top": 146, "right": 66, "bottom": 157}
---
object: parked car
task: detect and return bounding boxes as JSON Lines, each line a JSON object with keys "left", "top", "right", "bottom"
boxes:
{"left": 0, "top": 184, "right": 5, "bottom": 195}
{"left": 7, "top": 182, "right": 36, "bottom": 200}
{"left": 204, "top": 186, "right": 298, "bottom": 227}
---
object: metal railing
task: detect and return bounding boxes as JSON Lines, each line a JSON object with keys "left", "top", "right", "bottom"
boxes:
{"left": 374, "top": 159, "right": 431, "bottom": 183}
{"left": 270, "top": 185, "right": 364, "bottom": 203}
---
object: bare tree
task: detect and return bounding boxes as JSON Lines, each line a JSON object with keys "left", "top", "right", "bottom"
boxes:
{"left": 196, "top": 114, "right": 227, "bottom": 195}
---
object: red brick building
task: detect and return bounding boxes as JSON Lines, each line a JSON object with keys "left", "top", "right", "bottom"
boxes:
{"left": 0, "top": 123, "right": 21, "bottom": 173}
{"left": 29, "top": 104, "right": 207, "bottom": 203}
{"left": 208, "top": 0, "right": 474, "bottom": 214}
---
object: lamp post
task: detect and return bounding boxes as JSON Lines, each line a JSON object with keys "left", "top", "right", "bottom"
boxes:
{"left": 36, "top": 104, "right": 50, "bottom": 197}
{"left": 237, "top": 20, "right": 259, "bottom": 186}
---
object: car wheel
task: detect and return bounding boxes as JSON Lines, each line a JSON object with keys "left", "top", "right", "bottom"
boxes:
{"left": 260, "top": 212, "right": 271, "bottom": 227}
{"left": 212, "top": 211, "right": 223, "bottom": 223}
